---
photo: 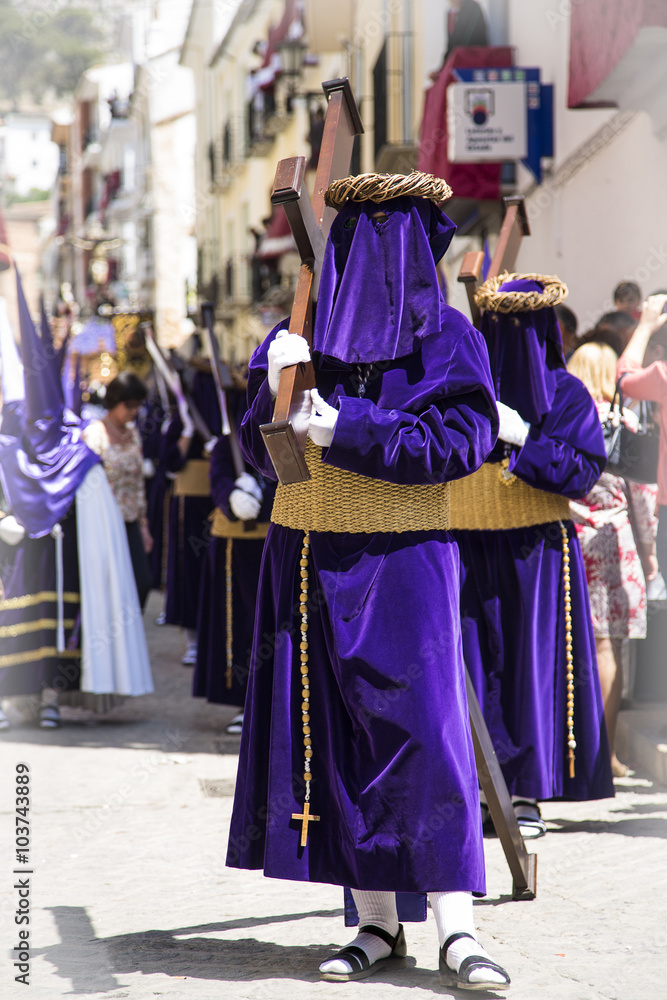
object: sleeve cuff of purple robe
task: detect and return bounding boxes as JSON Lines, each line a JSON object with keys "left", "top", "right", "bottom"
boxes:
{"left": 321, "top": 396, "right": 368, "bottom": 472}
{"left": 251, "top": 374, "right": 276, "bottom": 426}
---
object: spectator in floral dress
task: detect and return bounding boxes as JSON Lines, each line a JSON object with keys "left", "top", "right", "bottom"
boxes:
{"left": 567, "top": 342, "right": 649, "bottom": 776}
{"left": 83, "top": 372, "right": 153, "bottom": 609}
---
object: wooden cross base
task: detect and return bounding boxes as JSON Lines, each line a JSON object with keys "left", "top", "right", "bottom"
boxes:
{"left": 292, "top": 800, "right": 320, "bottom": 847}
{"left": 466, "top": 670, "right": 537, "bottom": 900}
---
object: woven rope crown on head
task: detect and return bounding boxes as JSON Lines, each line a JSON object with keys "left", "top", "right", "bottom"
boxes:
{"left": 324, "top": 171, "right": 453, "bottom": 209}
{"left": 474, "top": 272, "right": 569, "bottom": 313}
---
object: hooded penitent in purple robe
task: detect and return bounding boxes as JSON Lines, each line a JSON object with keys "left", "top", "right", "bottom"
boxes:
{"left": 452, "top": 278, "right": 614, "bottom": 802}
{"left": 227, "top": 194, "right": 499, "bottom": 893}
{"left": 0, "top": 271, "right": 96, "bottom": 696}
{"left": 192, "top": 395, "right": 276, "bottom": 708}
{"left": 163, "top": 370, "right": 220, "bottom": 630}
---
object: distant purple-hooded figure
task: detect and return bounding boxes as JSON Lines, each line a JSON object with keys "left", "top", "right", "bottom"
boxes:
{"left": 161, "top": 367, "right": 221, "bottom": 661}
{"left": 226, "top": 173, "right": 513, "bottom": 990}
{"left": 0, "top": 269, "right": 152, "bottom": 721}
{"left": 450, "top": 275, "right": 613, "bottom": 836}
{"left": 0, "top": 295, "right": 24, "bottom": 439}
{"left": 192, "top": 388, "right": 276, "bottom": 717}
{"left": 0, "top": 270, "right": 98, "bottom": 703}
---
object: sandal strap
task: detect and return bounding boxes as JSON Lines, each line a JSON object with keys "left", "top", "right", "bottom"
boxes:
{"left": 512, "top": 799, "right": 541, "bottom": 814}
{"left": 458, "top": 955, "right": 511, "bottom": 985}
{"left": 358, "top": 924, "right": 399, "bottom": 949}
{"left": 443, "top": 931, "right": 476, "bottom": 954}
{"left": 331, "top": 945, "right": 369, "bottom": 973}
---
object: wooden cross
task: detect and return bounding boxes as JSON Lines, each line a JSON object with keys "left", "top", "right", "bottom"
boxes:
{"left": 260, "top": 77, "right": 364, "bottom": 485}
{"left": 291, "top": 801, "right": 320, "bottom": 847}
{"left": 457, "top": 196, "right": 530, "bottom": 327}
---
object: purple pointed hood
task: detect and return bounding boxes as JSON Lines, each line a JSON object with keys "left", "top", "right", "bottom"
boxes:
{"left": 0, "top": 296, "right": 25, "bottom": 438}
{"left": 0, "top": 268, "right": 99, "bottom": 537}
{"left": 481, "top": 277, "right": 566, "bottom": 425}
{"left": 313, "top": 195, "right": 456, "bottom": 364}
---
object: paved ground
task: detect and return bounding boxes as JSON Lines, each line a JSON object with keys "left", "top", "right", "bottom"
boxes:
{"left": 1, "top": 591, "right": 667, "bottom": 1000}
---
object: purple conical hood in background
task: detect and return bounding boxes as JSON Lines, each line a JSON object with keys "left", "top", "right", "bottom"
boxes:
{"left": 0, "top": 295, "right": 25, "bottom": 438}
{"left": 0, "top": 266, "right": 100, "bottom": 537}
{"left": 17, "top": 266, "right": 64, "bottom": 424}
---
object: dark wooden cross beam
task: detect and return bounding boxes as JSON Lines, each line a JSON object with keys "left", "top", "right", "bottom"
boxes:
{"left": 260, "top": 78, "right": 364, "bottom": 485}
{"left": 458, "top": 196, "right": 530, "bottom": 328}
{"left": 466, "top": 674, "right": 537, "bottom": 900}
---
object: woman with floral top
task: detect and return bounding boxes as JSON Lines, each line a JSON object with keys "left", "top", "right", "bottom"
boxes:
{"left": 567, "top": 342, "right": 650, "bottom": 776}
{"left": 83, "top": 372, "right": 153, "bottom": 609}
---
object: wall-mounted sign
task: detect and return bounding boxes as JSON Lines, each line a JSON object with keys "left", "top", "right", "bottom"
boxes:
{"left": 448, "top": 79, "right": 527, "bottom": 161}
{"left": 446, "top": 67, "right": 553, "bottom": 183}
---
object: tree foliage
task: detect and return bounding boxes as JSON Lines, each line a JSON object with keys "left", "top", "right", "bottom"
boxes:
{"left": 0, "top": 0, "right": 105, "bottom": 107}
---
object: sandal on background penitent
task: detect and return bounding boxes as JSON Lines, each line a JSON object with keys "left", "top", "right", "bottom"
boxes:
{"left": 512, "top": 798, "right": 547, "bottom": 839}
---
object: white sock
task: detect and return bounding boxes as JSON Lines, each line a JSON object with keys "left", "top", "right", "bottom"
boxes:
{"left": 40, "top": 687, "right": 59, "bottom": 708}
{"left": 184, "top": 628, "right": 197, "bottom": 648}
{"left": 319, "top": 889, "right": 398, "bottom": 975}
{"left": 429, "top": 890, "right": 507, "bottom": 986}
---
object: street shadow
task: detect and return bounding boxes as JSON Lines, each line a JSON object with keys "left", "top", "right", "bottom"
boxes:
{"left": 38, "top": 906, "right": 513, "bottom": 997}
{"left": 545, "top": 815, "right": 667, "bottom": 839}
{"left": 38, "top": 906, "right": 438, "bottom": 993}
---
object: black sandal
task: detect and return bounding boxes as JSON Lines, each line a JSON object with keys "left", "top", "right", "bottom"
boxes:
{"left": 320, "top": 923, "right": 407, "bottom": 981}
{"left": 512, "top": 798, "right": 546, "bottom": 839}
{"left": 439, "top": 931, "right": 511, "bottom": 991}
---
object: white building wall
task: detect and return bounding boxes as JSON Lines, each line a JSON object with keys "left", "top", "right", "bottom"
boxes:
{"left": 509, "top": 0, "right": 667, "bottom": 329}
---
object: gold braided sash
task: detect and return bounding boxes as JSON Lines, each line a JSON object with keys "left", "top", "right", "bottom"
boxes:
{"left": 210, "top": 509, "right": 270, "bottom": 540}
{"left": 271, "top": 440, "right": 450, "bottom": 533}
{"left": 449, "top": 461, "right": 571, "bottom": 531}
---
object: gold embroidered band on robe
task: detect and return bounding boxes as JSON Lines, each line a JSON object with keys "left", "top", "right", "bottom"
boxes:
{"left": 448, "top": 461, "right": 571, "bottom": 531}
{"left": 210, "top": 509, "right": 270, "bottom": 540}
{"left": 0, "top": 591, "right": 81, "bottom": 669}
{"left": 271, "top": 440, "right": 451, "bottom": 534}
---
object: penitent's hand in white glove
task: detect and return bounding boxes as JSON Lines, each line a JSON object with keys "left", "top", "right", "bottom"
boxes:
{"left": 0, "top": 514, "right": 26, "bottom": 546}
{"left": 267, "top": 330, "right": 311, "bottom": 397}
{"left": 203, "top": 436, "right": 219, "bottom": 456}
{"left": 234, "top": 472, "right": 262, "bottom": 502}
{"left": 308, "top": 389, "right": 338, "bottom": 449}
{"left": 496, "top": 401, "right": 530, "bottom": 448}
{"left": 229, "top": 489, "right": 261, "bottom": 521}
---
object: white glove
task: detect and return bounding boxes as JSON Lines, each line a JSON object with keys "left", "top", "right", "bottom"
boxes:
{"left": 229, "top": 489, "right": 261, "bottom": 521}
{"left": 267, "top": 330, "right": 311, "bottom": 397}
{"left": 178, "top": 398, "right": 195, "bottom": 439}
{"left": 496, "top": 401, "right": 530, "bottom": 448}
{"left": 308, "top": 388, "right": 338, "bottom": 449}
{"left": 203, "top": 436, "right": 219, "bottom": 456}
{"left": 0, "top": 514, "right": 25, "bottom": 546}
{"left": 142, "top": 458, "right": 156, "bottom": 478}
{"left": 234, "top": 472, "right": 263, "bottom": 502}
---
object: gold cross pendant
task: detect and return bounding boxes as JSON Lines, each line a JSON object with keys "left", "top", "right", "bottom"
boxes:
{"left": 292, "top": 801, "right": 320, "bottom": 847}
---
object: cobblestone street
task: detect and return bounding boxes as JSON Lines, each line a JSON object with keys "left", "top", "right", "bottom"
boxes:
{"left": 0, "top": 593, "right": 666, "bottom": 999}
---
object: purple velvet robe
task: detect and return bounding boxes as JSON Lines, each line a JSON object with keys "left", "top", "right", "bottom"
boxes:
{"left": 0, "top": 507, "right": 81, "bottom": 696}
{"left": 193, "top": 425, "right": 275, "bottom": 708}
{"left": 227, "top": 310, "right": 498, "bottom": 893}
{"left": 454, "top": 369, "right": 614, "bottom": 801}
